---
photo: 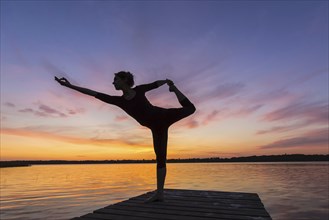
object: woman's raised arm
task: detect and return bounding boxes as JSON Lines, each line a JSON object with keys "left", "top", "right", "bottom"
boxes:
{"left": 55, "top": 77, "right": 98, "bottom": 97}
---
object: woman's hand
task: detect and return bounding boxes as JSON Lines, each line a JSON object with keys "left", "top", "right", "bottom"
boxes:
{"left": 166, "top": 79, "right": 174, "bottom": 86}
{"left": 166, "top": 79, "right": 176, "bottom": 92}
{"left": 55, "top": 76, "right": 71, "bottom": 87}
{"left": 54, "top": 76, "right": 98, "bottom": 96}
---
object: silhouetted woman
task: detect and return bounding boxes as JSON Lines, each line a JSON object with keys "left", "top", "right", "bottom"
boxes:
{"left": 55, "top": 71, "right": 195, "bottom": 202}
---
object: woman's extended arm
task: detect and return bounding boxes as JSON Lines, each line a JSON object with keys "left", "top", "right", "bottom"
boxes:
{"left": 139, "top": 79, "right": 171, "bottom": 92}
{"left": 55, "top": 77, "right": 98, "bottom": 96}
{"left": 156, "top": 80, "right": 167, "bottom": 87}
{"left": 139, "top": 79, "right": 174, "bottom": 92}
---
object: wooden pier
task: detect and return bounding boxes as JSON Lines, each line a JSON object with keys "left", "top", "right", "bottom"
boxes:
{"left": 71, "top": 189, "right": 272, "bottom": 220}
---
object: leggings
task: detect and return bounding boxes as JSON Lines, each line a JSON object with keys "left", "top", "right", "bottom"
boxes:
{"left": 150, "top": 98, "right": 196, "bottom": 169}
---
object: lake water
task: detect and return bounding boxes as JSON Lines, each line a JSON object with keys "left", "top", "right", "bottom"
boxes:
{"left": 0, "top": 162, "right": 328, "bottom": 220}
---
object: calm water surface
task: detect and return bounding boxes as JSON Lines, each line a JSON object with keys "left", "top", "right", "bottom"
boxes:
{"left": 0, "top": 162, "right": 328, "bottom": 220}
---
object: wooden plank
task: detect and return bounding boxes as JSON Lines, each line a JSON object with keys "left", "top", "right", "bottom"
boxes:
{"left": 132, "top": 189, "right": 260, "bottom": 199}
{"left": 126, "top": 199, "right": 268, "bottom": 214}
{"left": 99, "top": 204, "right": 271, "bottom": 220}
{"left": 71, "top": 217, "right": 97, "bottom": 220}
{"left": 96, "top": 207, "right": 208, "bottom": 220}
{"left": 71, "top": 217, "right": 100, "bottom": 220}
{"left": 130, "top": 198, "right": 264, "bottom": 212}
{"left": 141, "top": 191, "right": 262, "bottom": 204}
{"left": 165, "top": 189, "right": 260, "bottom": 200}
{"left": 83, "top": 212, "right": 153, "bottom": 220}
{"left": 165, "top": 189, "right": 260, "bottom": 199}
{"left": 132, "top": 194, "right": 264, "bottom": 209}
{"left": 114, "top": 200, "right": 270, "bottom": 217}
{"left": 71, "top": 189, "right": 272, "bottom": 220}
{"left": 129, "top": 189, "right": 260, "bottom": 201}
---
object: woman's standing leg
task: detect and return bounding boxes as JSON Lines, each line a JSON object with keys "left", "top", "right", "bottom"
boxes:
{"left": 145, "top": 128, "right": 168, "bottom": 203}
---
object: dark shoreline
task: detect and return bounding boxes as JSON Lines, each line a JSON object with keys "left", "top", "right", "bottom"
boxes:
{"left": 1, "top": 154, "right": 328, "bottom": 168}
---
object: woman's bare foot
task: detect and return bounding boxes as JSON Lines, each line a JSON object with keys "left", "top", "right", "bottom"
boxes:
{"left": 169, "top": 84, "right": 176, "bottom": 92}
{"left": 144, "top": 192, "right": 164, "bottom": 203}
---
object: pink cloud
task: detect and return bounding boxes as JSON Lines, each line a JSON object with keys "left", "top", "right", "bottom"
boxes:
{"left": 115, "top": 115, "right": 130, "bottom": 122}
{"left": 202, "top": 110, "right": 220, "bottom": 125}
{"left": 182, "top": 118, "right": 199, "bottom": 129}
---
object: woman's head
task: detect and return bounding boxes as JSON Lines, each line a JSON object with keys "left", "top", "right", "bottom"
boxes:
{"left": 113, "top": 71, "right": 134, "bottom": 89}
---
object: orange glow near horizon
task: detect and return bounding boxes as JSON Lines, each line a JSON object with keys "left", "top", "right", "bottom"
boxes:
{"left": 0, "top": 130, "right": 154, "bottom": 161}
{"left": 1, "top": 125, "right": 328, "bottom": 161}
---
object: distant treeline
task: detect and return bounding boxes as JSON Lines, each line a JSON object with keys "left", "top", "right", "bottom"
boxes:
{"left": 1, "top": 154, "right": 328, "bottom": 168}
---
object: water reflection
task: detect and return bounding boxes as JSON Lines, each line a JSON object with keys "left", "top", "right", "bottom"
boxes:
{"left": 1, "top": 162, "right": 328, "bottom": 220}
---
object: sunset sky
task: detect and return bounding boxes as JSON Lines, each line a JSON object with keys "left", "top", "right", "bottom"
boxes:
{"left": 1, "top": 1, "right": 328, "bottom": 161}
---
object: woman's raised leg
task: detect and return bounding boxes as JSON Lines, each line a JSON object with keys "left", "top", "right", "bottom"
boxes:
{"left": 165, "top": 84, "right": 196, "bottom": 127}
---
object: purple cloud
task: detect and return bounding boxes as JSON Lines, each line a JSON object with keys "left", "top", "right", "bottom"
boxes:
{"left": 259, "top": 128, "right": 328, "bottom": 149}
{"left": 4, "top": 102, "right": 16, "bottom": 108}
{"left": 18, "top": 102, "right": 87, "bottom": 118}
{"left": 230, "top": 104, "right": 263, "bottom": 117}
{"left": 198, "top": 104, "right": 262, "bottom": 126}
{"left": 212, "top": 82, "right": 245, "bottom": 100}
{"left": 18, "top": 104, "right": 67, "bottom": 118}
{"left": 66, "top": 108, "right": 85, "bottom": 115}
{"left": 257, "top": 123, "right": 305, "bottom": 135}
{"left": 291, "top": 68, "right": 328, "bottom": 85}
{"left": 194, "top": 82, "right": 245, "bottom": 105}
{"left": 18, "top": 108, "right": 34, "bottom": 113}
{"left": 38, "top": 104, "right": 66, "bottom": 117}
{"left": 184, "top": 76, "right": 246, "bottom": 106}
{"left": 251, "top": 88, "right": 296, "bottom": 104}
{"left": 262, "top": 101, "right": 328, "bottom": 125}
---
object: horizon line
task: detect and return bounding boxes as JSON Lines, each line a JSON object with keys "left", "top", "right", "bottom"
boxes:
{"left": 1, "top": 154, "right": 328, "bottom": 162}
